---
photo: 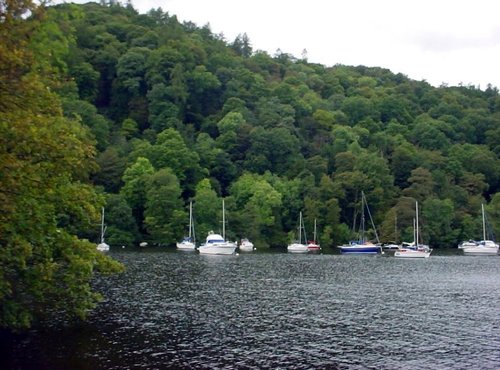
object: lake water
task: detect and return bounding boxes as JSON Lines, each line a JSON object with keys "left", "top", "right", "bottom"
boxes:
{"left": 3, "top": 249, "right": 500, "bottom": 369}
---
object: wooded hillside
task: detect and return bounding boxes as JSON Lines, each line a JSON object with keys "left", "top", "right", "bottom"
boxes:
{"left": 50, "top": 1, "right": 500, "bottom": 248}
{"left": 10, "top": 1, "right": 500, "bottom": 250}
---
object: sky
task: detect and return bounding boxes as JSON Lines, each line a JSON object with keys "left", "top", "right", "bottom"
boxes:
{"left": 61, "top": 0, "right": 500, "bottom": 89}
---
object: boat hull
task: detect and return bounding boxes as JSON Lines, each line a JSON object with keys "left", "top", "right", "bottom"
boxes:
{"left": 239, "top": 243, "right": 254, "bottom": 252}
{"left": 198, "top": 243, "right": 237, "bottom": 255}
{"left": 339, "top": 245, "right": 380, "bottom": 254}
{"left": 382, "top": 244, "right": 400, "bottom": 251}
{"left": 239, "top": 239, "right": 254, "bottom": 251}
{"left": 394, "top": 249, "right": 431, "bottom": 258}
{"left": 462, "top": 246, "right": 499, "bottom": 256}
{"left": 97, "top": 242, "right": 110, "bottom": 252}
{"left": 176, "top": 241, "right": 196, "bottom": 250}
{"left": 307, "top": 243, "right": 321, "bottom": 252}
{"left": 287, "top": 243, "right": 309, "bottom": 253}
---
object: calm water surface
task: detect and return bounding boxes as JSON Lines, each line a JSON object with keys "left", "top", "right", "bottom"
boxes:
{"left": 3, "top": 249, "right": 500, "bottom": 369}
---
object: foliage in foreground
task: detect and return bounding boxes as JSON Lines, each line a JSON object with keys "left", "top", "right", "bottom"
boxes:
{"left": 0, "top": 0, "right": 123, "bottom": 331}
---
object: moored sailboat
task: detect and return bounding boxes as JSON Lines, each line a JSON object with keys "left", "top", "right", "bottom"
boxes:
{"left": 96, "top": 207, "right": 110, "bottom": 252}
{"left": 394, "top": 201, "right": 432, "bottom": 258}
{"left": 177, "top": 201, "right": 196, "bottom": 250}
{"left": 339, "top": 191, "right": 382, "bottom": 254}
{"left": 288, "top": 211, "right": 308, "bottom": 253}
{"left": 307, "top": 219, "right": 321, "bottom": 252}
{"left": 462, "top": 204, "right": 499, "bottom": 256}
{"left": 198, "top": 199, "right": 237, "bottom": 255}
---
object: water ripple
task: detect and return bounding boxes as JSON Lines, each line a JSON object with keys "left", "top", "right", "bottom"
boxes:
{"left": 5, "top": 251, "right": 500, "bottom": 369}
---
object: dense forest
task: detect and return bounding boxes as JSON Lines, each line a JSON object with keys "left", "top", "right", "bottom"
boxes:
{"left": 1, "top": 0, "right": 500, "bottom": 328}
{"left": 16, "top": 1, "right": 500, "bottom": 249}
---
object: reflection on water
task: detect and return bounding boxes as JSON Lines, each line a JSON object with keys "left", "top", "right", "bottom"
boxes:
{"left": 3, "top": 249, "right": 500, "bottom": 369}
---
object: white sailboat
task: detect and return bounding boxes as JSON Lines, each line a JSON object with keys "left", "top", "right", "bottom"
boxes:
{"left": 177, "top": 201, "right": 196, "bottom": 250}
{"left": 96, "top": 207, "right": 110, "bottom": 252}
{"left": 198, "top": 199, "right": 237, "bottom": 255}
{"left": 394, "top": 201, "right": 431, "bottom": 258}
{"left": 288, "top": 211, "right": 309, "bottom": 253}
{"left": 462, "top": 204, "right": 499, "bottom": 256}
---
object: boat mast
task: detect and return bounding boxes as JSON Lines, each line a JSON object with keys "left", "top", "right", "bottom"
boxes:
{"left": 314, "top": 219, "right": 317, "bottom": 243}
{"left": 413, "top": 218, "right": 416, "bottom": 246}
{"left": 415, "top": 201, "right": 419, "bottom": 247}
{"left": 360, "top": 193, "right": 365, "bottom": 243}
{"left": 482, "top": 203, "right": 486, "bottom": 241}
{"left": 362, "top": 191, "right": 380, "bottom": 244}
{"left": 222, "top": 199, "right": 226, "bottom": 240}
{"left": 188, "top": 201, "right": 192, "bottom": 239}
{"left": 299, "top": 211, "right": 302, "bottom": 244}
{"left": 101, "top": 207, "right": 105, "bottom": 243}
{"left": 394, "top": 213, "right": 398, "bottom": 243}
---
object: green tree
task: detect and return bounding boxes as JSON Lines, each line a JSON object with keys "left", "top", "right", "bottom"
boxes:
{"left": 104, "top": 193, "right": 139, "bottom": 246}
{"left": 121, "top": 157, "right": 155, "bottom": 231}
{"left": 93, "top": 147, "right": 126, "bottom": 193}
{"left": 0, "top": 0, "right": 122, "bottom": 331}
{"left": 193, "top": 179, "right": 220, "bottom": 239}
{"left": 421, "top": 198, "right": 458, "bottom": 248}
{"left": 144, "top": 168, "right": 185, "bottom": 244}
{"left": 229, "top": 173, "right": 282, "bottom": 247}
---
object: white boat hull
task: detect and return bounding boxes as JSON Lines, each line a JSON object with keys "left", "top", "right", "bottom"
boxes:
{"left": 463, "top": 244, "right": 499, "bottom": 256}
{"left": 394, "top": 249, "right": 431, "bottom": 258}
{"left": 458, "top": 241, "right": 477, "bottom": 249}
{"left": 97, "top": 242, "right": 110, "bottom": 252}
{"left": 239, "top": 243, "right": 254, "bottom": 252}
{"left": 176, "top": 241, "right": 196, "bottom": 250}
{"left": 287, "top": 243, "right": 309, "bottom": 253}
{"left": 198, "top": 243, "right": 237, "bottom": 255}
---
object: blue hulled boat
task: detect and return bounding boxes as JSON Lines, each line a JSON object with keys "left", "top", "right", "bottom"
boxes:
{"left": 339, "top": 241, "right": 381, "bottom": 254}
{"left": 338, "top": 191, "right": 382, "bottom": 255}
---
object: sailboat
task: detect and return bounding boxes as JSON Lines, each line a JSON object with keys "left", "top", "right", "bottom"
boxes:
{"left": 307, "top": 219, "right": 321, "bottom": 252}
{"left": 198, "top": 199, "right": 237, "bottom": 255}
{"left": 288, "top": 211, "right": 309, "bottom": 253}
{"left": 394, "top": 201, "right": 432, "bottom": 258}
{"left": 338, "top": 191, "right": 382, "bottom": 254}
{"left": 177, "top": 201, "right": 196, "bottom": 250}
{"left": 462, "top": 204, "right": 499, "bottom": 256}
{"left": 96, "top": 207, "right": 110, "bottom": 252}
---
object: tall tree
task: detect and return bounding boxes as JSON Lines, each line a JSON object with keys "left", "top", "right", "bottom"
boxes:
{"left": 0, "top": 0, "right": 122, "bottom": 331}
{"left": 144, "top": 168, "right": 185, "bottom": 244}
